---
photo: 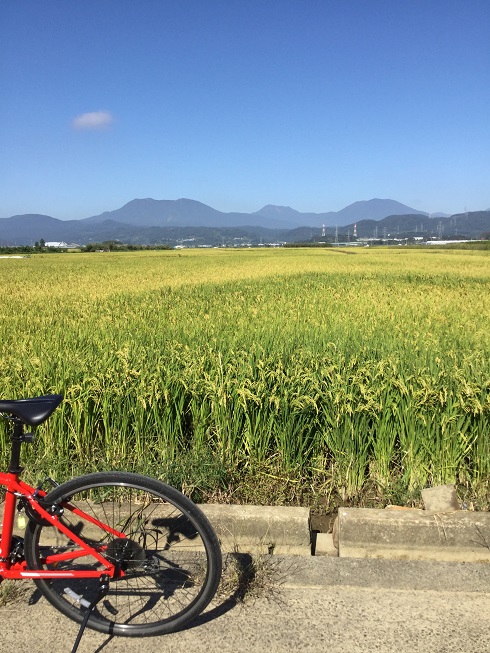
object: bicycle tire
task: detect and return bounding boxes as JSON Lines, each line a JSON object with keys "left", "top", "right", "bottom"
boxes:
{"left": 24, "top": 471, "right": 222, "bottom": 637}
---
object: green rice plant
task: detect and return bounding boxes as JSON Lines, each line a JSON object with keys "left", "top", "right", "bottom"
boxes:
{"left": 318, "top": 414, "right": 372, "bottom": 501}
{"left": 1, "top": 247, "right": 490, "bottom": 504}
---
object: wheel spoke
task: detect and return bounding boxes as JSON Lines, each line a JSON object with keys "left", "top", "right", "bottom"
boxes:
{"left": 24, "top": 472, "right": 221, "bottom": 636}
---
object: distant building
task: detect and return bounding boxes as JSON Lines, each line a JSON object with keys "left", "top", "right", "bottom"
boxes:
{"left": 45, "top": 241, "right": 68, "bottom": 248}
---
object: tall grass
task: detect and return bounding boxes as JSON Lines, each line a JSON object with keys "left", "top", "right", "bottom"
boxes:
{"left": 0, "top": 248, "right": 489, "bottom": 506}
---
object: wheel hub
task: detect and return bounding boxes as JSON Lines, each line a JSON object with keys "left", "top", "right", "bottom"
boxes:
{"left": 105, "top": 538, "right": 146, "bottom": 571}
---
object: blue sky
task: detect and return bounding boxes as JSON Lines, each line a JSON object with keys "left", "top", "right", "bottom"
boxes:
{"left": 1, "top": 0, "right": 489, "bottom": 220}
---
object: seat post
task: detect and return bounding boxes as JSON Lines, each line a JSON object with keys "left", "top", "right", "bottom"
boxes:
{"left": 8, "top": 420, "right": 24, "bottom": 475}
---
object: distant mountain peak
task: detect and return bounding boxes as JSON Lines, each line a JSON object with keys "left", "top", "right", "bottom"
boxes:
{"left": 256, "top": 204, "right": 298, "bottom": 213}
{"left": 334, "top": 199, "right": 427, "bottom": 222}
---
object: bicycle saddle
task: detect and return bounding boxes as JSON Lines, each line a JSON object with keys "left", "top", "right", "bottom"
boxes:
{"left": 0, "top": 394, "right": 63, "bottom": 427}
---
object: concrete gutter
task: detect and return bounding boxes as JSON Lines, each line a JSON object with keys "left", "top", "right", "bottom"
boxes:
{"left": 4, "top": 496, "right": 490, "bottom": 562}
{"left": 203, "top": 502, "right": 490, "bottom": 562}
{"left": 334, "top": 507, "right": 490, "bottom": 562}
{"left": 0, "top": 502, "right": 312, "bottom": 556}
{"left": 200, "top": 504, "right": 311, "bottom": 556}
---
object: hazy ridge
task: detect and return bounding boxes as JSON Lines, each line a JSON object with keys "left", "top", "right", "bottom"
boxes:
{"left": 1, "top": 198, "right": 488, "bottom": 246}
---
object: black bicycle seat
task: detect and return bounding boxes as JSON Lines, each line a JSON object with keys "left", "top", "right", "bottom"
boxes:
{"left": 0, "top": 394, "right": 63, "bottom": 427}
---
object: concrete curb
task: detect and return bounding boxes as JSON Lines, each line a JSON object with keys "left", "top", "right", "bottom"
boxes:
{"left": 4, "top": 500, "right": 490, "bottom": 562}
{"left": 201, "top": 502, "right": 490, "bottom": 563}
{"left": 199, "top": 504, "right": 311, "bottom": 555}
{"left": 0, "top": 502, "right": 312, "bottom": 556}
{"left": 336, "top": 507, "right": 490, "bottom": 562}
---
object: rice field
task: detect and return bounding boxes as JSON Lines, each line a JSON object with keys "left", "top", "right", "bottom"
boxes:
{"left": 1, "top": 247, "right": 490, "bottom": 507}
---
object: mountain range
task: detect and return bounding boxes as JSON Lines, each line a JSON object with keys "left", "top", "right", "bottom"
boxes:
{"left": 0, "top": 198, "right": 488, "bottom": 247}
{"left": 80, "top": 197, "right": 432, "bottom": 230}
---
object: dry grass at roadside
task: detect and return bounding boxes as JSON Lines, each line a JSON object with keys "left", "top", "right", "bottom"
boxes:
{"left": 217, "top": 553, "right": 296, "bottom": 604}
{"left": 0, "top": 579, "right": 33, "bottom": 607}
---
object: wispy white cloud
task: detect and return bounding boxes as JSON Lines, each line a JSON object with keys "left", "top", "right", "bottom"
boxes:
{"left": 72, "top": 111, "right": 113, "bottom": 131}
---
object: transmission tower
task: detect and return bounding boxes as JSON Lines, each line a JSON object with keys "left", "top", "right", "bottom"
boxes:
{"left": 437, "top": 221, "right": 443, "bottom": 239}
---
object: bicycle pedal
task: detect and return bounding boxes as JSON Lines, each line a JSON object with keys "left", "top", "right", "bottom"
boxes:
{"left": 64, "top": 587, "right": 91, "bottom": 609}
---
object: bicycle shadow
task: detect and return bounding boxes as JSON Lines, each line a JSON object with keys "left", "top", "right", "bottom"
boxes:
{"left": 28, "top": 553, "right": 264, "bottom": 653}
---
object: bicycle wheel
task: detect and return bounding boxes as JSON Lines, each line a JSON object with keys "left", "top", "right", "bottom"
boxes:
{"left": 24, "top": 471, "right": 222, "bottom": 637}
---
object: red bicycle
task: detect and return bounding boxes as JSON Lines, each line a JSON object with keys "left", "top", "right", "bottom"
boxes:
{"left": 0, "top": 394, "right": 222, "bottom": 651}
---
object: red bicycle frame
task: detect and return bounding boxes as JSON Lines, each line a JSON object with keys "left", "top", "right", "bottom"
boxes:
{"left": 0, "top": 470, "right": 126, "bottom": 580}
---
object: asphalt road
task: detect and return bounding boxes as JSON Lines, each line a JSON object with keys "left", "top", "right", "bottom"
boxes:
{"left": 2, "top": 556, "right": 490, "bottom": 653}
